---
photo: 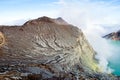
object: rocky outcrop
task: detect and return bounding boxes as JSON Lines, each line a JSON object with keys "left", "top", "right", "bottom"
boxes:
{"left": 103, "top": 30, "right": 120, "bottom": 40}
{"left": 0, "top": 32, "right": 5, "bottom": 47}
{"left": 0, "top": 16, "right": 116, "bottom": 80}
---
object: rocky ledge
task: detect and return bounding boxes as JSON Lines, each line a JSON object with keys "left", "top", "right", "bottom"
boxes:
{"left": 0, "top": 16, "right": 116, "bottom": 80}
{"left": 103, "top": 30, "right": 120, "bottom": 40}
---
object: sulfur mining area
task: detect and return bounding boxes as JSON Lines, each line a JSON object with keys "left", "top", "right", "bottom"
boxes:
{"left": 0, "top": 16, "right": 117, "bottom": 80}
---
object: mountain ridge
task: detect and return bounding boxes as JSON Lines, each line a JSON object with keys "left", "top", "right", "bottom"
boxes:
{"left": 0, "top": 16, "right": 116, "bottom": 80}
{"left": 103, "top": 30, "right": 120, "bottom": 40}
{"left": 23, "top": 16, "right": 69, "bottom": 26}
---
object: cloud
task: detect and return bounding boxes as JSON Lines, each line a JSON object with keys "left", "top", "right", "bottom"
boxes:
{"left": 0, "top": 10, "right": 59, "bottom": 25}
{"left": 1, "top": 19, "right": 27, "bottom": 25}
{"left": 53, "top": 0, "right": 66, "bottom": 5}
{"left": 57, "top": 0, "right": 120, "bottom": 73}
{"left": 0, "top": 0, "right": 60, "bottom": 25}
{"left": 58, "top": 0, "right": 120, "bottom": 25}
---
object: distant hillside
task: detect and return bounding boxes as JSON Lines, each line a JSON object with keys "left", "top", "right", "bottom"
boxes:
{"left": 103, "top": 30, "right": 120, "bottom": 40}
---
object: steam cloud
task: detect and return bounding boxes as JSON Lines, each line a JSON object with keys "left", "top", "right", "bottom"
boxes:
{"left": 57, "top": 0, "right": 120, "bottom": 73}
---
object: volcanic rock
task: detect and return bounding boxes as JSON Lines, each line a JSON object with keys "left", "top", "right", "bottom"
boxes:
{"left": 0, "top": 16, "right": 116, "bottom": 80}
{"left": 103, "top": 30, "right": 120, "bottom": 40}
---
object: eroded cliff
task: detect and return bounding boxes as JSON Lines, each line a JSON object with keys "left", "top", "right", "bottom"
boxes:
{"left": 0, "top": 17, "right": 115, "bottom": 80}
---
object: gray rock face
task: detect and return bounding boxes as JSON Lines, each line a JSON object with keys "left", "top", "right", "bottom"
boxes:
{"left": 0, "top": 16, "right": 97, "bottom": 68}
{"left": 0, "top": 16, "right": 116, "bottom": 79}
{"left": 103, "top": 30, "right": 120, "bottom": 40}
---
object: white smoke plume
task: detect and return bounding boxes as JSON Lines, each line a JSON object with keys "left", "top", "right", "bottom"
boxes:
{"left": 57, "top": 0, "right": 120, "bottom": 73}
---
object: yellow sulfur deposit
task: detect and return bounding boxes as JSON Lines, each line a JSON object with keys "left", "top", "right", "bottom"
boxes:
{"left": 0, "top": 32, "right": 5, "bottom": 47}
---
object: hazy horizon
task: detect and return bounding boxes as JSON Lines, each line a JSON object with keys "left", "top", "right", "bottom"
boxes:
{"left": 0, "top": 0, "right": 120, "bottom": 25}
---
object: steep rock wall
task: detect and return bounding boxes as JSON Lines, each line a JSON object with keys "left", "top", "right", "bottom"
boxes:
{"left": 0, "top": 17, "right": 115, "bottom": 79}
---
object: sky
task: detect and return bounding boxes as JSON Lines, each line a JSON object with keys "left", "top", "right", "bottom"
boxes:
{"left": 0, "top": 0, "right": 120, "bottom": 25}
{"left": 0, "top": 0, "right": 60, "bottom": 24}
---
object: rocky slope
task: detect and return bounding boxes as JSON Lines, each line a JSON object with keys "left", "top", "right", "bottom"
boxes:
{"left": 0, "top": 16, "right": 116, "bottom": 80}
{"left": 103, "top": 30, "right": 120, "bottom": 40}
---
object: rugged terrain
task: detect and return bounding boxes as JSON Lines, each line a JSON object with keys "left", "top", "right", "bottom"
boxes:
{"left": 103, "top": 30, "right": 120, "bottom": 40}
{"left": 0, "top": 16, "right": 116, "bottom": 80}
